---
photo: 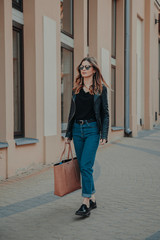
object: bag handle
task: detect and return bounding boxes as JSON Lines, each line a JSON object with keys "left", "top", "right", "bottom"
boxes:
{"left": 59, "top": 142, "right": 73, "bottom": 162}
{"left": 59, "top": 143, "right": 80, "bottom": 182}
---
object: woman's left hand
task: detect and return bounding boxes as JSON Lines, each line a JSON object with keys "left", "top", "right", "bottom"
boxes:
{"left": 100, "top": 139, "right": 107, "bottom": 145}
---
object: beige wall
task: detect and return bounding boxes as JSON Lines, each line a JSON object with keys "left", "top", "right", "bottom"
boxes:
{"left": 89, "top": 0, "right": 112, "bottom": 62}
{"left": 150, "top": 1, "right": 159, "bottom": 123}
{"left": 144, "top": 0, "right": 160, "bottom": 130}
{"left": 23, "top": 0, "right": 63, "bottom": 166}
{"left": 0, "top": 0, "right": 13, "bottom": 142}
{"left": 0, "top": 149, "right": 7, "bottom": 179}
{"left": 23, "top": 0, "right": 37, "bottom": 139}
{"left": 144, "top": 0, "right": 152, "bottom": 129}
{"left": 0, "top": 0, "right": 13, "bottom": 179}
{"left": 0, "top": 0, "right": 6, "bottom": 142}
{"left": 74, "top": 0, "right": 88, "bottom": 72}
{"left": 129, "top": 0, "right": 160, "bottom": 135}
{"left": 130, "top": 0, "right": 145, "bottom": 136}
{"left": 0, "top": 0, "right": 63, "bottom": 178}
{"left": 89, "top": 0, "right": 112, "bottom": 138}
{"left": 116, "top": 0, "right": 125, "bottom": 127}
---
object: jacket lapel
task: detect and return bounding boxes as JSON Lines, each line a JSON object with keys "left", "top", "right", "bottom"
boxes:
{"left": 94, "top": 93, "right": 100, "bottom": 103}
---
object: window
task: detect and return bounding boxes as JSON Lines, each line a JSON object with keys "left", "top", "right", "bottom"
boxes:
{"left": 60, "top": 0, "right": 73, "bottom": 37}
{"left": 111, "top": 66, "right": 116, "bottom": 126}
{"left": 112, "top": 0, "right": 116, "bottom": 58}
{"left": 13, "top": 22, "right": 24, "bottom": 138}
{"left": 60, "top": 0, "right": 74, "bottom": 134}
{"left": 12, "top": 0, "right": 23, "bottom": 12}
{"left": 61, "top": 45, "right": 73, "bottom": 133}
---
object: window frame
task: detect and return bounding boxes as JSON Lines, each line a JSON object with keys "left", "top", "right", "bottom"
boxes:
{"left": 111, "top": 0, "right": 117, "bottom": 59}
{"left": 12, "top": 0, "right": 23, "bottom": 12}
{"left": 61, "top": 0, "right": 74, "bottom": 39}
{"left": 13, "top": 21, "right": 25, "bottom": 138}
{"left": 61, "top": 43, "right": 74, "bottom": 134}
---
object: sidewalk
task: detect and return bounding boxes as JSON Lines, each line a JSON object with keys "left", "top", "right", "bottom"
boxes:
{"left": 0, "top": 126, "right": 160, "bottom": 240}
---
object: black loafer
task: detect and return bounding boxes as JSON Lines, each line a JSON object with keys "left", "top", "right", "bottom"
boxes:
{"left": 75, "top": 204, "right": 90, "bottom": 217}
{"left": 89, "top": 199, "right": 97, "bottom": 210}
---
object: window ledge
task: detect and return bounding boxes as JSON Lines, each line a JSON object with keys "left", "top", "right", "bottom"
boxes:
{"left": 15, "top": 138, "right": 39, "bottom": 146}
{"left": 111, "top": 126, "right": 124, "bottom": 131}
{"left": 0, "top": 142, "right": 9, "bottom": 149}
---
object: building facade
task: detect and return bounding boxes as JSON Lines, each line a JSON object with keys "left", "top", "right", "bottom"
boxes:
{"left": 0, "top": 0, "right": 160, "bottom": 179}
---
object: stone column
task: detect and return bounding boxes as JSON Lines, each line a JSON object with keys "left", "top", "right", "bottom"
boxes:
{"left": 0, "top": 0, "right": 13, "bottom": 142}
{"left": 144, "top": 0, "right": 152, "bottom": 129}
{"left": 74, "top": 0, "right": 88, "bottom": 75}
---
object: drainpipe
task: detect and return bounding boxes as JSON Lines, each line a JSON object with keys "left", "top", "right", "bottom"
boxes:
{"left": 124, "top": 0, "right": 132, "bottom": 136}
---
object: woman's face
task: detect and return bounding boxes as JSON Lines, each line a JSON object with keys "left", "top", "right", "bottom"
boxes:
{"left": 79, "top": 60, "right": 95, "bottom": 78}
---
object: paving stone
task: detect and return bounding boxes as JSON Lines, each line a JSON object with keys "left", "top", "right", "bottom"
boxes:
{"left": 0, "top": 126, "right": 160, "bottom": 240}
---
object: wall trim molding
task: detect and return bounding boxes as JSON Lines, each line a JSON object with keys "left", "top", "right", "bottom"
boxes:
{"left": 61, "top": 32, "right": 74, "bottom": 48}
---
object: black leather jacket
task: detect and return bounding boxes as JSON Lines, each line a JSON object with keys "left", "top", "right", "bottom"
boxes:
{"left": 65, "top": 85, "right": 109, "bottom": 140}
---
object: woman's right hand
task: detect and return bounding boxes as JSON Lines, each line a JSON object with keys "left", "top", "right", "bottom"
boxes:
{"left": 65, "top": 138, "right": 71, "bottom": 144}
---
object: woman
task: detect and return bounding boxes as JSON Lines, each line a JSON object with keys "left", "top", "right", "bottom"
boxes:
{"left": 65, "top": 56, "right": 109, "bottom": 217}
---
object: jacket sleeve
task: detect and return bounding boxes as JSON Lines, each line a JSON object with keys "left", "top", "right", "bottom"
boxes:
{"left": 101, "top": 85, "right": 109, "bottom": 140}
{"left": 65, "top": 97, "right": 74, "bottom": 140}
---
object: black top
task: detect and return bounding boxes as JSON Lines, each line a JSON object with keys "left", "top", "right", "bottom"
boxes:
{"left": 74, "top": 88, "right": 96, "bottom": 120}
{"left": 66, "top": 85, "right": 109, "bottom": 140}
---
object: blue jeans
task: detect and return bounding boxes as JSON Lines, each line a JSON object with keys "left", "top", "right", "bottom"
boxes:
{"left": 72, "top": 121, "right": 100, "bottom": 198}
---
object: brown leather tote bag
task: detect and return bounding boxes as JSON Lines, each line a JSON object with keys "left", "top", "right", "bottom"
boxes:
{"left": 53, "top": 143, "right": 81, "bottom": 197}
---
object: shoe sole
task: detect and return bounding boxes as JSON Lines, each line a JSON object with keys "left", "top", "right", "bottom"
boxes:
{"left": 75, "top": 211, "right": 91, "bottom": 217}
{"left": 89, "top": 205, "right": 97, "bottom": 211}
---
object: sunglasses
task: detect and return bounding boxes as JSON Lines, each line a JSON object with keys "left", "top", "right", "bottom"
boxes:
{"left": 79, "top": 65, "right": 92, "bottom": 71}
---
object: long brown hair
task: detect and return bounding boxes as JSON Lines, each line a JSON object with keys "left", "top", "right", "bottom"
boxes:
{"left": 73, "top": 57, "right": 109, "bottom": 95}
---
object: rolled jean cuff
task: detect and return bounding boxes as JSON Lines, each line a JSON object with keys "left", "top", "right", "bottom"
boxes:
{"left": 82, "top": 190, "right": 96, "bottom": 198}
{"left": 92, "top": 190, "right": 96, "bottom": 195}
{"left": 82, "top": 193, "right": 92, "bottom": 198}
